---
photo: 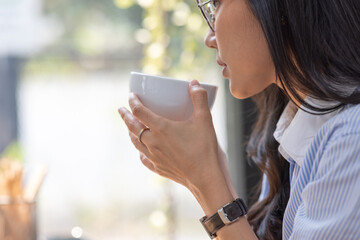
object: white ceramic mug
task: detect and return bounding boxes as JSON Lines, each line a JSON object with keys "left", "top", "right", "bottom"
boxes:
{"left": 129, "top": 72, "right": 218, "bottom": 121}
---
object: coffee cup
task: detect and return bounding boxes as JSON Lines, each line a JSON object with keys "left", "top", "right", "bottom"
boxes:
{"left": 129, "top": 72, "right": 218, "bottom": 121}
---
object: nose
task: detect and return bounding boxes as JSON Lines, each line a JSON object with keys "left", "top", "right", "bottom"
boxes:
{"left": 204, "top": 29, "right": 217, "bottom": 49}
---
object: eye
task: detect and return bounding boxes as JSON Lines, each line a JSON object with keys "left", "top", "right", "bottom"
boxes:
{"left": 212, "top": 0, "right": 220, "bottom": 8}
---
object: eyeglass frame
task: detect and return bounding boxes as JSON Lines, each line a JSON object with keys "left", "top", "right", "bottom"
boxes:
{"left": 196, "top": 0, "right": 216, "bottom": 32}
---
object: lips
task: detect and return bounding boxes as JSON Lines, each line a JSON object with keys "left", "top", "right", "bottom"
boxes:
{"left": 216, "top": 58, "right": 227, "bottom": 67}
{"left": 216, "top": 58, "right": 228, "bottom": 77}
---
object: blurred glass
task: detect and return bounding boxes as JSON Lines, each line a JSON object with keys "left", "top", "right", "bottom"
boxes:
{"left": 1, "top": 0, "right": 226, "bottom": 239}
{"left": 0, "top": 198, "right": 37, "bottom": 240}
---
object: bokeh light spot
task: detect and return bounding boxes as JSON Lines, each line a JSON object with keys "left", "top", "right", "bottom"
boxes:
{"left": 161, "top": 0, "right": 177, "bottom": 11}
{"left": 186, "top": 14, "right": 203, "bottom": 32}
{"left": 134, "top": 28, "right": 152, "bottom": 44}
{"left": 71, "top": 226, "right": 83, "bottom": 239}
{"left": 172, "top": 3, "right": 191, "bottom": 26}
{"left": 137, "top": 0, "right": 154, "bottom": 8}
{"left": 147, "top": 42, "right": 164, "bottom": 59}
{"left": 142, "top": 16, "right": 158, "bottom": 30}
{"left": 149, "top": 210, "right": 167, "bottom": 228}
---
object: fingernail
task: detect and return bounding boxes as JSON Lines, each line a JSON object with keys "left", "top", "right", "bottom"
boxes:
{"left": 190, "top": 80, "right": 200, "bottom": 87}
{"left": 129, "top": 92, "right": 137, "bottom": 98}
{"left": 118, "top": 107, "right": 125, "bottom": 115}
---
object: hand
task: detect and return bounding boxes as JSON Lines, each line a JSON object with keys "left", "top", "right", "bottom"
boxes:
{"left": 118, "top": 80, "right": 224, "bottom": 191}
{"left": 137, "top": 138, "right": 238, "bottom": 199}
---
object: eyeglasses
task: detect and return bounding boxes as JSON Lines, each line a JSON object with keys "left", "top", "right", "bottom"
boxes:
{"left": 196, "top": 0, "right": 217, "bottom": 32}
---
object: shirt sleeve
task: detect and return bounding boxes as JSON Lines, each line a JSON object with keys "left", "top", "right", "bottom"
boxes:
{"left": 289, "top": 132, "right": 360, "bottom": 239}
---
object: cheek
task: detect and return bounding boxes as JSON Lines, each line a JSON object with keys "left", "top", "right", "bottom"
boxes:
{"left": 225, "top": 36, "right": 276, "bottom": 99}
{"left": 232, "top": 19, "right": 274, "bottom": 77}
{"left": 219, "top": 12, "right": 276, "bottom": 98}
{"left": 218, "top": 11, "right": 273, "bottom": 67}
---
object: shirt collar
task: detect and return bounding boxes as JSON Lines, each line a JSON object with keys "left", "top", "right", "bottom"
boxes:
{"left": 273, "top": 97, "right": 341, "bottom": 166}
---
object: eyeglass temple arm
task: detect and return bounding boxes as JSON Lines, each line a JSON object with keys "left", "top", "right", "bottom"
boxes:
{"left": 197, "top": 0, "right": 212, "bottom": 7}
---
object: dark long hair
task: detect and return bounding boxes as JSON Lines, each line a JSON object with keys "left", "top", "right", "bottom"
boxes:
{"left": 245, "top": 0, "right": 360, "bottom": 239}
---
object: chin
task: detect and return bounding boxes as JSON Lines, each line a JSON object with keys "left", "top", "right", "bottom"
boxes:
{"left": 228, "top": 81, "right": 254, "bottom": 99}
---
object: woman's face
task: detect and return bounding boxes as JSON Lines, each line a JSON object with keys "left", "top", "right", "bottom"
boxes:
{"left": 204, "top": 0, "right": 276, "bottom": 99}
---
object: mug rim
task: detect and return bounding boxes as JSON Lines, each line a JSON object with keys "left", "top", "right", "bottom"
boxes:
{"left": 130, "top": 71, "right": 218, "bottom": 89}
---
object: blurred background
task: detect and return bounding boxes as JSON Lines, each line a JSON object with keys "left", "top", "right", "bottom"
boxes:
{"left": 0, "top": 0, "right": 260, "bottom": 239}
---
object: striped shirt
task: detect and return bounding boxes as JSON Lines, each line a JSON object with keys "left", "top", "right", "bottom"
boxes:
{"left": 260, "top": 97, "right": 360, "bottom": 239}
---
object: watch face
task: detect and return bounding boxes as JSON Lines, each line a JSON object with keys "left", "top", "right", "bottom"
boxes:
{"left": 223, "top": 204, "right": 242, "bottom": 221}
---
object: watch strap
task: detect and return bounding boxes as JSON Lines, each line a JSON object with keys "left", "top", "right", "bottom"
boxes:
{"left": 200, "top": 198, "right": 247, "bottom": 239}
{"left": 200, "top": 213, "right": 225, "bottom": 239}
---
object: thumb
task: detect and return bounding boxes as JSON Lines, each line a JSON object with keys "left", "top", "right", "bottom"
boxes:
{"left": 189, "top": 80, "right": 210, "bottom": 116}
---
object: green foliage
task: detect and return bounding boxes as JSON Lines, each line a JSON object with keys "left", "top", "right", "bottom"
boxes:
{"left": 0, "top": 142, "right": 23, "bottom": 163}
{"left": 31, "top": 0, "right": 215, "bottom": 79}
{"left": 40, "top": 0, "right": 143, "bottom": 58}
{"left": 139, "top": 0, "right": 215, "bottom": 79}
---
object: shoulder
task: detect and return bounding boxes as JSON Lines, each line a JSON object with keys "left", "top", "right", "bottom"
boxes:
{"left": 318, "top": 103, "right": 360, "bottom": 140}
{"left": 306, "top": 104, "right": 360, "bottom": 175}
{"left": 288, "top": 105, "right": 360, "bottom": 239}
{"left": 304, "top": 104, "right": 360, "bottom": 168}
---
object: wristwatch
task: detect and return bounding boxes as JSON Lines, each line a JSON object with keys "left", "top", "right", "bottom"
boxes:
{"left": 200, "top": 198, "right": 247, "bottom": 239}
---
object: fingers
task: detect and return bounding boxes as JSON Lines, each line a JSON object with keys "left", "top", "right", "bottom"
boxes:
{"left": 118, "top": 107, "right": 145, "bottom": 134}
{"left": 118, "top": 107, "right": 155, "bottom": 171}
{"left": 189, "top": 80, "right": 211, "bottom": 118}
{"left": 118, "top": 107, "right": 152, "bottom": 146}
{"left": 139, "top": 153, "right": 156, "bottom": 172}
{"left": 128, "top": 93, "right": 161, "bottom": 128}
{"left": 129, "top": 132, "right": 152, "bottom": 156}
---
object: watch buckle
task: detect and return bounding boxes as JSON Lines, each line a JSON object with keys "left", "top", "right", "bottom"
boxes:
{"left": 217, "top": 203, "right": 239, "bottom": 225}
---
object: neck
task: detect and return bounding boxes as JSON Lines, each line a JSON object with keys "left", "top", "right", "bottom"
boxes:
{"left": 275, "top": 83, "right": 306, "bottom": 109}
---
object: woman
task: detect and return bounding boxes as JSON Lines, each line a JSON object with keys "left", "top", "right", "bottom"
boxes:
{"left": 118, "top": 0, "right": 360, "bottom": 239}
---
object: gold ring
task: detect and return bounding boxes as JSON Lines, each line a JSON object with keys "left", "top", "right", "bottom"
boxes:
{"left": 138, "top": 127, "right": 150, "bottom": 144}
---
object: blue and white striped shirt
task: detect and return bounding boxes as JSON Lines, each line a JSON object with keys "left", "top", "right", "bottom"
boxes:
{"left": 261, "top": 97, "right": 360, "bottom": 239}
